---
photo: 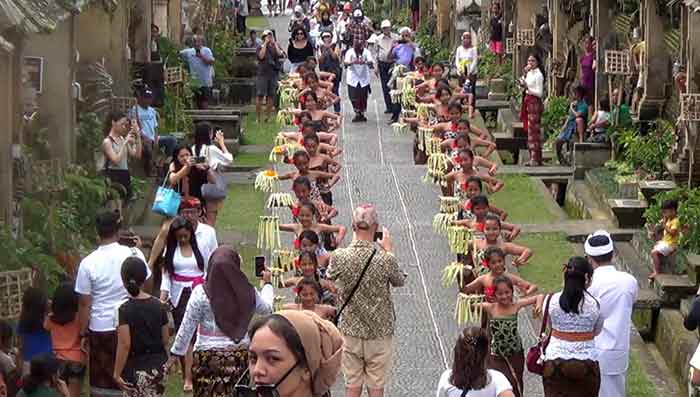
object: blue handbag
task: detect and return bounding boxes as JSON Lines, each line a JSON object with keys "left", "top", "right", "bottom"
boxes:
{"left": 151, "top": 172, "right": 181, "bottom": 217}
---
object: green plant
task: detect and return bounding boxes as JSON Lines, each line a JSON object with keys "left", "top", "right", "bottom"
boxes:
{"left": 393, "top": 8, "right": 411, "bottom": 27}
{"left": 415, "top": 19, "right": 451, "bottom": 64}
{"left": 206, "top": 24, "right": 244, "bottom": 80}
{"left": 161, "top": 84, "right": 193, "bottom": 133}
{"left": 76, "top": 112, "right": 103, "bottom": 170}
{"left": 158, "top": 36, "right": 186, "bottom": 68}
{"left": 541, "top": 96, "right": 570, "bottom": 140}
{"left": 0, "top": 226, "right": 63, "bottom": 292}
{"left": 644, "top": 187, "right": 700, "bottom": 253}
{"left": 617, "top": 119, "right": 674, "bottom": 178}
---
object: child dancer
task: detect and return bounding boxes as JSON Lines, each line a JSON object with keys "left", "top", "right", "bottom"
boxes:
{"left": 480, "top": 275, "right": 543, "bottom": 397}
{"left": 280, "top": 201, "right": 347, "bottom": 247}
{"left": 475, "top": 214, "right": 532, "bottom": 266}
{"left": 463, "top": 247, "right": 537, "bottom": 302}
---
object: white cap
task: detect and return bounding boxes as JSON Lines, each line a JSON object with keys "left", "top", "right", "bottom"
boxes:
{"left": 353, "top": 9, "right": 362, "bottom": 17}
{"left": 381, "top": 19, "right": 391, "bottom": 28}
{"left": 399, "top": 26, "right": 411, "bottom": 35}
{"left": 584, "top": 230, "right": 614, "bottom": 256}
{"left": 262, "top": 29, "right": 273, "bottom": 37}
{"left": 294, "top": 5, "right": 303, "bottom": 13}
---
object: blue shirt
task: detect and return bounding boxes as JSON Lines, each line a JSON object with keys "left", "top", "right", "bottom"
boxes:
{"left": 392, "top": 43, "right": 416, "bottom": 67}
{"left": 18, "top": 329, "right": 52, "bottom": 361}
{"left": 180, "top": 47, "right": 214, "bottom": 87}
{"left": 128, "top": 105, "right": 159, "bottom": 141}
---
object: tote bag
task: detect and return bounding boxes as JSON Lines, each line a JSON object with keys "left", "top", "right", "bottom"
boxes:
{"left": 152, "top": 172, "right": 181, "bottom": 217}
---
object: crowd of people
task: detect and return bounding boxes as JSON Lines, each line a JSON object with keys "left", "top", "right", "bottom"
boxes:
{"left": 2, "top": 2, "right": 686, "bottom": 397}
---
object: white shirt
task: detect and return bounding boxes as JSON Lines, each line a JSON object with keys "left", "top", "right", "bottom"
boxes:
{"left": 75, "top": 243, "right": 151, "bottom": 332}
{"left": 170, "top": 284, "right": 273, "bottom": 355}
{"left": 194, "top": 222, "right": 218, "bottom": 264}
{"left": 436, "top": 369, "right": 512, "bottom": 397}
{"left": 522, "top": 69, "right": 544, "bottom": 98}
{"left": 588, "top": 265, "right": 639, "bottom": 374}
{"left": 594, "top": 110, "right": 611, "bottom": 133}
{"left": 369, "top": 32, "right": 399, "bottom": 63}
{"left": 344, "top": 48, "right": 374, "bottom": 88}
{"left": 161, "top": 245, "right": 206, "bottom": 308}
{"left": 544, "top": 292, "right": 604, "bottom": 362}
{"left": 192, "top": 144, "right": 234, "bottom": 171}
{"left": 455, "top": 45, "right": 478, "bottom": 75}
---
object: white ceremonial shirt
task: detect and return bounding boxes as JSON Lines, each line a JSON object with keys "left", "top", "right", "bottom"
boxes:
{"left": 454, "top": 45, "right": 478, "bottom": 75}
{"left": 587, "top": 264, "right": 639, "bottom": 375}
{"left": 344, "top": 48, "right": 374, "bottom": 88}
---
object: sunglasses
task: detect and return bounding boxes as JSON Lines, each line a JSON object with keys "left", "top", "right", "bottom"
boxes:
{"left": 234, "top": 362, "right": 297, "bottom": 397}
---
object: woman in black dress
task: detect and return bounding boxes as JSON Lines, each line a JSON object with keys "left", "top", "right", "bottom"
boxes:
{"left": 288, "top": 27, "right": 314, "bottom": 73}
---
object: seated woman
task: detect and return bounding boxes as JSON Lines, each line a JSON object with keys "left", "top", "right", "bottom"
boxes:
{"left": 283, "top": 277, "right": 337, "bottom": 321}
{"left": 462, "top": 247, "right": 537, "bottom": 302}
{"left": 445, "top": 150, "right": 504, "bottom": 196}
{"left": 474, "top": 214, "right": 533, "bottom": 266}
{"left": 586, "top": 96, "right": 611, "bottom": 144}
{"left": 279, "top": 201, "right": 346, "bottom": 247}
{"left": 555, "top": 85, "right": 589, "bottom": 165}
{"left": 283, "top": 251, "right": 337, "bottom": 304}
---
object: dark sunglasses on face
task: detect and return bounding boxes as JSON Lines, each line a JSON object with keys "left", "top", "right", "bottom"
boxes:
{"left": 234, "top": 362, "right": 298, "bottom": 397}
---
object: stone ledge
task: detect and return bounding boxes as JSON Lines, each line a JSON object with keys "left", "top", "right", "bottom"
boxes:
{"left": 608, "top": 198, "right": 647, "bottom": 228}
{"left": 654, "top": 274, "right": 697, "bottom": 307}
{"left": 639, "top": 180, "right": 677, "bottom": 202}
{"left": 654, "top": 309, "right": 699, "bottom": 395}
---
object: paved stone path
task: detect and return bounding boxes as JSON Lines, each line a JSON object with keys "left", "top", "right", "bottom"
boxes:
{"left": 265, "top": 15, "right": 544, "bottom": 396}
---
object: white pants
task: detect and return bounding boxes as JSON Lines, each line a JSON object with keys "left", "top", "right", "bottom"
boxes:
{"left": 599, "top": 373, "right": 626, "bottom": 397}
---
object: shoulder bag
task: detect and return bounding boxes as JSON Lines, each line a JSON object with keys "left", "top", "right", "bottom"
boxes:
{"left": 333, "top": 248, "right": 376, "bottom": 325}
{"left": 526, "top": 293, "right": 553, "bottom": 375}
{"left": 151, "top": 171, "right": 181, "bottom": 217}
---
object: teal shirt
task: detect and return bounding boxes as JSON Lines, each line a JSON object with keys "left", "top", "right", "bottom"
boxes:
{"left": 17, "top": 386, "right": 59, "bottom": 397}
{"left": 612, "top": 104, "right": 632, "bottom": 126}
{"left": 568, "top": 100, "right": 588, "bottom": 123}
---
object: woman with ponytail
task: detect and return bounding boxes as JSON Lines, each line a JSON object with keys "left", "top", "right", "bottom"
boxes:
{"left": 540, "top": 256, "right": 603, "bottom": 397}
{"left": 437, "top": 326, "right": 514, "bottom": 397}
{"left": 114, "top": 257, "right": 170, "bottom": 396}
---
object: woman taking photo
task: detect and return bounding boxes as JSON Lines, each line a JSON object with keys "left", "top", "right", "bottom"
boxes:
{"left": 288, "top": 28, "right": 314, "bottom": 73}
{"left": 167, "top": 145, "right": 195, "bottom": 196}
{"left": 239, "top": 310, "right": 343, "bottom": 397}
{"left": 103, "top": 110, "right": 142, "bottom": 200}
{"left": 436, "top": 326, "right": 514, "bottom": 397}
{"left": 540, "top": 256, "right": 603, "bottom": 396}
{"left": 518, "top": 54, "right": 545, "bottom": 166}
{"left": 191, "top": 122, "right": 233, "bottom": 225}
{"left": 160, "top": 216, "right": 206, "bottom": 393}
{"left": 171, "top": 246, "right": 274, "bottom": 396}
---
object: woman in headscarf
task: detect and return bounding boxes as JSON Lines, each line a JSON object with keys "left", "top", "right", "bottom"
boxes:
{"left": 238, "top": 310, "right": 343, "bottom": 397}
{"left": 170, "top": 246, "right": 274, "bottom": 397}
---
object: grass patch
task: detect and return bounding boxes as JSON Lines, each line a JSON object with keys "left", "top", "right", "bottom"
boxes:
{"left": 490, "top": 174, "right": 559, "bottom": 224}
{"left": 242, "top": 114, "right": 282, "bottom": 145}
{"left": 626, "top": 351, "right": 657, "bottom": 397}
{"left": 218, "top": 183, "right": 266, "bottom": 235}
{"left": 235, "top": 152, "right": 269, "bottom": 167}
{"left": 246, "top": 16, "right": 269, "bottom": 31}
{"left": 516, "top": 233, "right": 575, "bottom": 293}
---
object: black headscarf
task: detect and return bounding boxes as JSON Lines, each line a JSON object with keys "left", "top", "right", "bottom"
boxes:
{"left": 204, "top": 246, "right": 256, "bottom": 341}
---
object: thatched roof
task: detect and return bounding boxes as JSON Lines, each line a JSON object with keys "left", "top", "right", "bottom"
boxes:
{"left": 0, "top": 0, "right": 81, "bottom": 34}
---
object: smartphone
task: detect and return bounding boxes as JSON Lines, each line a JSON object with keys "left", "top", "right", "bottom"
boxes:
{"left": 255, "top": 256, "right": 266, "bottom": 277}
{"left": 373, "top": 231, "right": 383, "bottom": 242}
{"left": 195, "top": 156, "right": 207, "bottom": 164}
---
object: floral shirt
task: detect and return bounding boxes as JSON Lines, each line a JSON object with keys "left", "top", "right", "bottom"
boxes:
{"left": 170, "top": 285, "right": 273, "bottom": 355}
{"left": 544, "top": 292, "right": 604, "bottom": 362}
{"left": 327, "top": 240, "right": 405, "bottom": 339}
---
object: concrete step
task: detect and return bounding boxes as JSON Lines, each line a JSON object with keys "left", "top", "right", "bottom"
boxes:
{"left": 565, "top": 180, "right": 615, "bottom": 221}
{"left": 607, "top": 198, "right": 648, "bottom": 228}
{"left": 654, "top": 274, "right": 697, "bottom": 307}
{"left": 639, "top": 180, "right": 678, "bottom": 203}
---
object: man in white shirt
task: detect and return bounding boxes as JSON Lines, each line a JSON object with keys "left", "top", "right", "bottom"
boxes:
{"left": 585, "top": 230, "right": 639, "bottom": 397}
{"left": 75, "top": 210, "right": 152, "bottom": 396}
{"left": 344, "top": 39, "right": 375, "bottom": 123}
{"left": 368, "top": 20, "right": 399, "bottom": 114}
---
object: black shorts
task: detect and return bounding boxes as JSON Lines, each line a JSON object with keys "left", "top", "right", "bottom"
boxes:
{"left": 58, "top": 360, "right": 86, "bottom": 381}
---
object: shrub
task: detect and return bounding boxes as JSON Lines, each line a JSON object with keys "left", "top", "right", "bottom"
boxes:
{"left": 541, "top": 96, "right": 570, "bottom": 140}
{"left": 616, "top": 119, "right": 674, "bottom": 178}
{"left": 644, "top": 187, "right": 700, "bottom": 253}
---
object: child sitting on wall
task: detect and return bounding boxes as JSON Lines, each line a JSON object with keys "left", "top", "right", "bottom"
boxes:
{"left": 649, "top": 199, "right": 681, "bottom": 281}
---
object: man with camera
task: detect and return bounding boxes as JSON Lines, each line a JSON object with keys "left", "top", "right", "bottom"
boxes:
{"left": 179, "top": 35, "right": 215, "bottom": 109}
{"left": 327, "top": 204, "right": 406, "bottom": 397}
{"left": 75, "top": 210, "right": 151, "bottom": 397}
{"left": 256, "top": 29, "right": 285, "bottom": 123}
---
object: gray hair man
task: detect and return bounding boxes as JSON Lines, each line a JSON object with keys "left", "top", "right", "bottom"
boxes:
{"left": 327, "top": 204, "right": 405, "bottom": 397}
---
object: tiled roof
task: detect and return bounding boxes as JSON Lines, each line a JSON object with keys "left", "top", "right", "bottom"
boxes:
{"left": 0, "top": 0, "right": 80, "bottom": 34}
